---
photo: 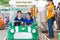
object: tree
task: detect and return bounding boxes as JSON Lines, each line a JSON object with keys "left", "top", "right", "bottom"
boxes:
{"left": 0, "top": 0, "right": 9, "bottom": 6}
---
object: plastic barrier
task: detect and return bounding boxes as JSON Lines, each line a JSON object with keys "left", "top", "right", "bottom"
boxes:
{"left": 58, "top": 33, "right": 60, "bottom": 40}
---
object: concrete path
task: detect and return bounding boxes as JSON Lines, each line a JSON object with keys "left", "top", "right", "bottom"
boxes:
{"left": 0, "top": 28, "right": 8, "bottom": 40}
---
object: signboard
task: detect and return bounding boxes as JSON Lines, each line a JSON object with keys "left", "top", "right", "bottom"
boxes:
{"left": 9, "top": 0, "right": 35, "bottom": 8}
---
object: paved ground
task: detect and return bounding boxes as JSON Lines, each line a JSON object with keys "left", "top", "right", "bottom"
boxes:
{"left": 43, "top": 31, "right": 59, "bottom": 40}
{"left": 0, "top": 28, "right": 8, "bottom": 40}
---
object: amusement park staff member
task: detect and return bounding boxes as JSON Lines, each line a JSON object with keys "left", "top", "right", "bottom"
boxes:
{"left": 46, "top": 1, "right": 54, "bottom": 38}
{"left": 24, "top": 12, "right": 33, "bottom": 25}
{"left": 30, "top": 5, "right": 38, "bottom": 20}
{"left": 14, "top": 10, "right": 24, "bottom": 26}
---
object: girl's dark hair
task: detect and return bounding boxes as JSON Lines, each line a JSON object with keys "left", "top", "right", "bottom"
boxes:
{"left": 27, "top": 12, "right": 33, "bottom": 19}
{"left": 27, "top": 12, "right": 31, "bottom": 16}
{"left": 17, "top": 10, "right": 22, "bottom": 17}
{"left": 47, "top": 0, "right": 54, "bottom": 6}
{"left": 17, "top": 10, "right": 22, "bottom": 14}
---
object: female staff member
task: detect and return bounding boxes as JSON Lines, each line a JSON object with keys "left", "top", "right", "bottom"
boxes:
{"left": 46, "top": 1, "right": 54, "bottom": 38}
{"left": 14, "top": 10, "right": 24, "bottom": 26}
{"left": 24, "top": 12, "right": 34, "bottom": 25}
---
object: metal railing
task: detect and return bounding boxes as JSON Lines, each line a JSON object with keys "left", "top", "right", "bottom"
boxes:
{"left": 4, "top": 35, "right": 7, "bottom": 40}
{"left": 42, "top": 33, "right": 50, "bottom": 40}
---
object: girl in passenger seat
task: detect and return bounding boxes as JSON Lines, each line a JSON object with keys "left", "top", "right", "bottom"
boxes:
{"left": 24, "top": 12, "right": 34, "bottom": 25}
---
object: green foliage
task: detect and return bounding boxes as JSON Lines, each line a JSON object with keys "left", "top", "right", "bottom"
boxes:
{"left": 0, "top": 0, "right": 9, "bottom": 6}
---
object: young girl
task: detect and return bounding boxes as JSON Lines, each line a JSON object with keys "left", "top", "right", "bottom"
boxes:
{"left": 24, "top": 12, "right": 34, "bottom": 25}
{"left": 14, "top": 10, "right": 24, "bottom": 26}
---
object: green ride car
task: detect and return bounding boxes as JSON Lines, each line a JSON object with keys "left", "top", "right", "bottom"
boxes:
{"left": 7, "top": 22, "right": 39, "bottom": 40}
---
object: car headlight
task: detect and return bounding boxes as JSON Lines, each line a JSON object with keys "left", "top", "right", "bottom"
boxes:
{"left": 10, "top": 29, "right": 14, "bottom": 33}
{"left": 32, "top": 29, "right": 36, "bottom": 33}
